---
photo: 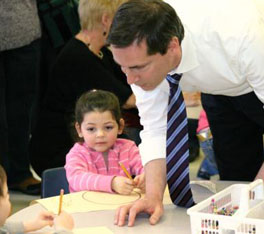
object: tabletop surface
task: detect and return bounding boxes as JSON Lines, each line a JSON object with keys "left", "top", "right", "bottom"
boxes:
{"left": 8, "top": 181, "right": 239, "bottom": 234}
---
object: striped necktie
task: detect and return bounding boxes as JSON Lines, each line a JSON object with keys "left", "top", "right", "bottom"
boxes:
{"left": 166, "top": 73, "right": 194, "bottom": 208}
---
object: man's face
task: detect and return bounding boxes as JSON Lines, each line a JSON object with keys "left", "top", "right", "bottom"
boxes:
{"left": 111, "top": 39, "right": 180, "bottom": 91}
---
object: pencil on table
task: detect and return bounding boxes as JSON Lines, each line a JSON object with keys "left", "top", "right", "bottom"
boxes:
{"left": 58, "top": 189, "right": 64, "bottom": 215}
{"left": 119, "top": 162, "right": 133, "bottom": 180}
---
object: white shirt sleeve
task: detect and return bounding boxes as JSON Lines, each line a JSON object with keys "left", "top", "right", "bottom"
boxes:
{"left": 240, "top": 18, "right": 264, "bottom": 104}
{"left": 131, "top": 80, "right": 170, "bottom": 166}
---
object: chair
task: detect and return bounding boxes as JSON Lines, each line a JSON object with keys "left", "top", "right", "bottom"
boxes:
{"left": 41, "top": 167, "right": 70, "bottom": 198}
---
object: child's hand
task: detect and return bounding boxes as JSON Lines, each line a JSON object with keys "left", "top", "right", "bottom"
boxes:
{"left": 111, "top": 176, "right": 135, "bottom": 195}
{"left": 55, "top": 211, "right": 74, "bottom": 230}
{"left": 134, "top": 173, "right": 145, "bottom": 193}
{"left": 23, "top": 210, "right": 54, "bottom": 232}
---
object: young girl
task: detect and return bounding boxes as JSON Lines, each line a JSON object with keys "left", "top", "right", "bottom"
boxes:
{"left": 0, "top": 165, "right": 74, "bottom": 233}
{"left": 65, "top": 90, "right": 144, "bottom": 195}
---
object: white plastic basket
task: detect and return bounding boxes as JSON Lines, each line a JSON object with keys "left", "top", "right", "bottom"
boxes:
{"left": 187, "top": 179, "right": 264, "bottom": 234}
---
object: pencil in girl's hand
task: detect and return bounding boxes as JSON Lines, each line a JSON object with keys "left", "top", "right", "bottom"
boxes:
{"left": 119, "top": 162, "right": 133, "bottom": 180}
{"left": 58, "top": 189, "right": 64, "bottom": 215}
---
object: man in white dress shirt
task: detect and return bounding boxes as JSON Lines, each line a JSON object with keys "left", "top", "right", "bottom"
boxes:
{"left": 107, "top": 0, "right": 264, "bottom": 226}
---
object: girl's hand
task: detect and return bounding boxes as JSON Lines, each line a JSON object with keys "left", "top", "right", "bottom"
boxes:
{"left": 111, "top": 176, "right": 135, "bottom": 195}
{"left": 23, "top": 210, "right": 54, "bottom": 232}
{"left": 55, "top": 211, "right": 74, "bottom": 230}
{"left": 134, "top": 173, "right": 145, "bottom": 193}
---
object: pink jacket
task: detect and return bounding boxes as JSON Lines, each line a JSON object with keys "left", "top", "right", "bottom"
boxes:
{"left": 196, "top": 109, "right": 209, "bottom": 133}
{"left": 65, "top": 139, "right": 144, "bottom": 193}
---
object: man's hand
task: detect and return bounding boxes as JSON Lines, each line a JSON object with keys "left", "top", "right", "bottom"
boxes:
{"left": 112, "top": 176, "right": 135, "bottom": 195}
{"left": 114, "top": 159, "right": 166, "bottom": 227}
{"left": 114, "top": 195, "right": 163, "bottom": 227}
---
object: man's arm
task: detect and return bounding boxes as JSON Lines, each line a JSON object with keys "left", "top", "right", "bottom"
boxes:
{"left": 145, "top": 159, "right": 167, "bottom": 205}
{"left": 239, "top": 8, "right": 264, "bottom": 104}
{"left": 114, "top": 80, "right": 169, "bottom": 226}
{"left": 114, "top": 159, "right": 166, "bottom": 226}
{"left": 122, "top": 94, "right": 136, "bottom": 109}
{"left": 255, "top": 163, "right": 264, "bottom": 181}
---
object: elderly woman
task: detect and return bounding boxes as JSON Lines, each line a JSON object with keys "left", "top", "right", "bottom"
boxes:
{"left": 29, "top": 0, "right": 141, "bottom": 177}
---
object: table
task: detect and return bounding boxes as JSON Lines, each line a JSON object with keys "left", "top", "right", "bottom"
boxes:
{"left": 7, "top": 181, "right": 239, "bottom": 234}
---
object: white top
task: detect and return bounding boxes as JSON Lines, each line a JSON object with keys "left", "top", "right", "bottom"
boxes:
{"left": 133, "top": 0, "right": 264, "bottom": 165}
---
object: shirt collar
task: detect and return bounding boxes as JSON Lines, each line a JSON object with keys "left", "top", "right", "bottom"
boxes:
{"left": 168, "top": 27, "right": 199, "bottom": 75}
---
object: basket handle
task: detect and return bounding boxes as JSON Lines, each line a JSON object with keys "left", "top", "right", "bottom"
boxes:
{"left": 238, "top": 187, "right": 250, "bottom": 215}
{"left": 248, "top": 179, "right": 263, "bottom": 190}
{"left": 249, "top": 179, "right": 264, "bottom": 200}
{"left": 237, "top": 179, "right": 264, "bottom": 215}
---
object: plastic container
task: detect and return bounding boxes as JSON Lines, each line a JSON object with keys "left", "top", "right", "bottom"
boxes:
{"left": 187, "top": 179, "right": 264, "bottom": 233}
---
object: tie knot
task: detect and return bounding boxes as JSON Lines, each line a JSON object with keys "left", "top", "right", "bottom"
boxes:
{"left": 166, "top": 73, "right": 182, "bottom": 87}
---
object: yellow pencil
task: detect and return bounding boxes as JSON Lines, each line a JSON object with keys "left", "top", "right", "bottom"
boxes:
{"left": 119, "top": 162, "right": 133, "bottom": 180}
{"left": 58, "top": 189, "right": 64, "bottom": 215}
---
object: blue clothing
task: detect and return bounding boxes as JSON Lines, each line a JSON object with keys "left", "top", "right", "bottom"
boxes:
{"left": 197, "top": 138, "right": 219, "bottom": 180}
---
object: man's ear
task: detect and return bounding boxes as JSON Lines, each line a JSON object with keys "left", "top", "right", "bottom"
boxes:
{"left": 167, "top": 36, "right": 180, "bottom": 53}
{"left": 75, "top": 122, "right": 83, "bottom": 138}
{"left": 118, "top": 118, "right": 125, "bottom": 134}
{"left": 167, "top": 36, "right": 182, "bottom": 66}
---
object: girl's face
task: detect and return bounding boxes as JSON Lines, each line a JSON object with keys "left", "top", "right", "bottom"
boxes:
{"left": 76, "top": 111, "right": 124, "bottom": 153}
{"left": 0, "top": 182, "right": 11, "bottom": 226}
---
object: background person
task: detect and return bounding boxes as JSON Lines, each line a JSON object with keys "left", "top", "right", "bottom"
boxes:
{"left": 65, "top": 90, "right": 145, "bottom": 195}
{"left": 196, "top": 110, "right": 218, "bottom": 180}
{"left": 0, "top": 1, "right": 42, "bottom": 195}
{"left": 29, "top": 0, "right": 141, "bottom": 177}
{"left": 107, "top": 0, "right": 264, "bottom": 226}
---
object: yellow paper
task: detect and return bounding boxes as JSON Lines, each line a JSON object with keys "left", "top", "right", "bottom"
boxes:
{"left": 73, "top": 227, "right": 113, "bottom": 234}
{"left": 33, "top": 187, "right": 172, "bottom": 213}
{"left": 163, "top": 186, "right": 173, "bottom": 204}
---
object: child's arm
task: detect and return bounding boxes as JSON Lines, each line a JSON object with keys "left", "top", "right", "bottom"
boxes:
{"left": 134, "top": 173, "right": 145, "bottom": 193}
{"left": 128, "top": 143, "right": 144, "bottom": 176}
{"left": 23, "top": 210, "right": 54, "bottom": 232}
{"left": 54, "top": 211, "right": 74, "bottom": 233}
{"left": 1, "top": 221, "right": 24, "bottom": 234}
{"left": 111, "top": 176, "right": 135, "bottom": 195}
{"left": 127, "top": 142, "right": 145, "bottom": 191}
{"left": 23, "top": 210, "right": 74, "bottom": 233}
{"left": 65, "top": 146, "right": 116, "bottom": 193}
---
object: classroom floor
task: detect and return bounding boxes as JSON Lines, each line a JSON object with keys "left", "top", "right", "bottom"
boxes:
{"left": 10, "top": 105, "right": 215, "bottom": 215}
